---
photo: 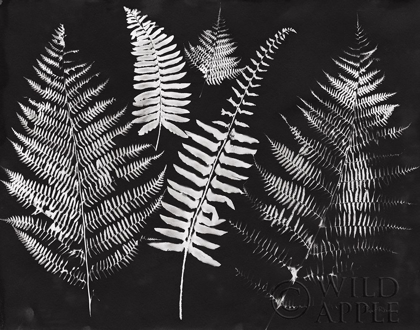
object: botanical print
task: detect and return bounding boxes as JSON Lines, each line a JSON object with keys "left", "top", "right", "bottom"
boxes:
{"left": 0, "top": 1, "right": 418, "bottom": 329}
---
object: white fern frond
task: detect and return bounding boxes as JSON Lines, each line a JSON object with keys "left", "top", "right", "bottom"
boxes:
{"left": 148, "top": 27, "right": 295, "bottom": 319}
{"left": 124, "top": 7, "right": 191, "bottom": 149}
{"left": 241, "top": 19, "right": 414, "bottom": 285}
{"left": 184, "top": 4, "right": 244, "bottom": 88}
{"left": 1, "top": 25, "right": 165, "bottom": 315}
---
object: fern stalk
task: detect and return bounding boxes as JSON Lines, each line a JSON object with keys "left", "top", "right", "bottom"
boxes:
{"left": 65, "top": 91, "right": 93, "bottom": 314}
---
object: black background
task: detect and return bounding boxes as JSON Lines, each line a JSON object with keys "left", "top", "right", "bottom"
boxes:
{"left": 0, "top": 0, "right": 419, "bottom": 329}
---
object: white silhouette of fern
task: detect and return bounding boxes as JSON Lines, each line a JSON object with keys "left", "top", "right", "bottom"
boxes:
{"left": 149, "top": 28, "right": 295, "bottom": 320}
{"left": 233, "top": 19, "right": 416, "bottom": 301}
{"left": 124, "top": 7, "right": 191, "bottom": 150}
{"left": 1, "top": 25, "right": 165, "bottom": 315}
{"left": 184, "top": 4, "right": 244, "bottom": 93}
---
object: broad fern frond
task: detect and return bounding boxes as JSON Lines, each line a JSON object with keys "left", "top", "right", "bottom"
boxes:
{"left": 149, "top": 28, "right": 295, "bottom": 319}
{"left": 242, "top": 20, "right": 415, "bottom": 288}
{"left": 184, "top": 4, "right": 244, "bottom": 88}
{"left": 1, "top": 25, "right": 165, "bottom": 315}
{"left": 124, "top": 7, "right": 191, "bottom": 150}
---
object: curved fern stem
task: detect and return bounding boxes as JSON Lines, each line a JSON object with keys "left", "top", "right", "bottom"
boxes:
{"left": 155, "top": 113, "right": 162, "bottom": 151}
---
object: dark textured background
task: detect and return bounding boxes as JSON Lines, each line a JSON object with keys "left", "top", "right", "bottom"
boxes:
{"left": 0, "top": 0, "right": 419, "bottom": 329}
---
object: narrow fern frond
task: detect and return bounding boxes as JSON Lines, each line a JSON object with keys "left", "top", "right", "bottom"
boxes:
{"left": 149, "top": 28, "right": 295, "bottom": 319}
{"left": 124, "top": 7, "right": 191, "bottom": 149}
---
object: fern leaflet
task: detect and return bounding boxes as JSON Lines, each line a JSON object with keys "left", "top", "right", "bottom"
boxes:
{"left": 1, "top": 25, "right": 165, "bottom": 315}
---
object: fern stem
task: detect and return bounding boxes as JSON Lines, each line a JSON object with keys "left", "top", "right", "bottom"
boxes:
{"left": 199, "top": 80, "right": 206, "bottom": 98}
{"left": 264, "top": 311, "right": 276, "bottom": 330}
{"left": 68, "top": 121, "right": 93, "bottom": 315}
{"left": 155, "top": 118, "right": 162, "bottom": 151}
{"left": 70, "top": 117, "right": 93, "bottom": 316}
{"left": 179, "top": 249, "right": 189, "bottom": 320}
{"left": 62, "top": 54, "right": 93, "bottom": 316}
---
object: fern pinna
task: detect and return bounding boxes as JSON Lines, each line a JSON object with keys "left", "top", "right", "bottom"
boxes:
{"left": 124, "top": 7, "right": 191, "bottom": 150}
{"left": 1, "top": 25, "right": 165, "bottom": 315}
{"left": 184, "top": 4, "right": 243, "bottom": 90}
{"left": 235, "top": 20, "right": 416, "bottom": 300}
{"left": 149, "top": 28, "right": 295, "bottom": 319}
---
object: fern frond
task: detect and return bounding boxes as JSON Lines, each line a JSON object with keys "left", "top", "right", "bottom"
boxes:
{"left": 241, "top": 19, "right": 415, "bottom": 286}
{"left": 1, "top": 25, "right": 165, "bottom": 315}
{"left": 184, "top": 4, "right": 244, "bottom": 88}
{"left": 124, "top": 7, "right": 191, "bottom": 149}
{"left": 149, "top": 28, "right": 295, "bottom": 319}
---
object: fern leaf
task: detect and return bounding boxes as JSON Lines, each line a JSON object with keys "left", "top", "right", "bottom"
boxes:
{"left": 1, "top": 25, "right": 165, "bottom": 315}
{"left": 242, "top": 19, "right": 414, "bottom": 286}
{"left": 124, "top": 7, "right": 191, "bottom": 149}
{"left": 184, "top": 4, "right": 244, "bottom": 88}
{"left": 149, "top": 28, "right": 295, "bottom": 319}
